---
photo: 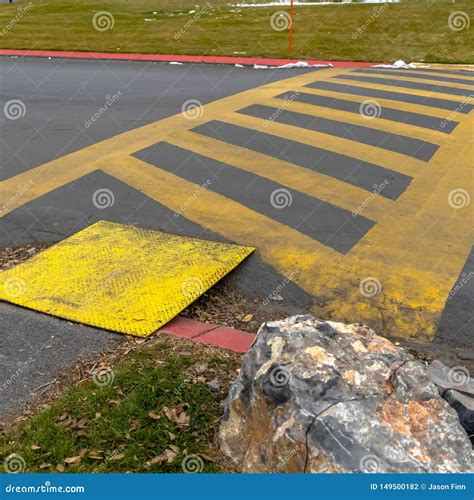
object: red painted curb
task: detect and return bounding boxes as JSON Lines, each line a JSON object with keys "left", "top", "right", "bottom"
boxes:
{"left": 0, "top": 49, "right": 380, "bottom": 68}
{"left": 160, "top": 317, "right": 218, "bottom": 339}
{"left": 159, "top": 317, "right": 255, "bottom": 353}
{"left": 194, "top": 326, "right": 256, "bottom": 354}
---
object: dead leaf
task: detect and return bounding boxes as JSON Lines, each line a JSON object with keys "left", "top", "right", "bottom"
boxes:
{"left": 164, "top": 448, "right": 177, "bottom": 463}
{"left": 31, "top": 445, "right": 41, "bottom": 450}
{"left": 242, "top": 314, "right": 253, "bottom": 322}
{"left": 56, "top": 464, "right": 65, "bottom": 472}
{"left": 39, "top": 463, "right": 52, "bottom": 469}
{"left": 148, "top": 411, "right": 161, "bottom": 420}
{"left": 109, "top": 453, "right": 125, "bottom": 461}
{"left": 65, "top": 456, "right": 81, "bottom": 465}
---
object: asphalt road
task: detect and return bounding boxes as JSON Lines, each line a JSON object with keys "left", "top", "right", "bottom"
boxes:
{"left": 0, "top": 57, "right": 472, "bottom": 419}
{"left": 0, "top": 57, "right": 316, "bottom": 419}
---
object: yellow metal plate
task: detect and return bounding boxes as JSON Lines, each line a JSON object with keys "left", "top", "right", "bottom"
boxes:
{"left": 0, "top": 221, "right": 254, "bottom": 336}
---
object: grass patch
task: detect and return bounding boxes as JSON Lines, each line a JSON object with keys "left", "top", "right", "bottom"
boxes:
{"left": 0, "top": 337, "right": 241, "bottom": 473}
{"left": 0, "top": 0, "right": 472, "bottom": 63}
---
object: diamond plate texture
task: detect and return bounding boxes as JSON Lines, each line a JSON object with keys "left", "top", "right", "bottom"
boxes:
{"left": 0, "top": 221, "right": 254, "bottom": 336}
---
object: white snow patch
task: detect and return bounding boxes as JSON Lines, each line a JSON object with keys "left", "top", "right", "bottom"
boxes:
{"left": 169, "top": 61, "right": 183, "bottom": 65}
{"left": 253, "top": 61, "right": 333, "bottom": 69}
{"left": 372, "top": 60, "right": 419, "bottom": 69}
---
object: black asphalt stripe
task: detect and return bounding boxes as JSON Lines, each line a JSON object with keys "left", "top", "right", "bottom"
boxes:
{"left": 351, "top": 69, "right": 474, "bottom": 87}
{"left": 402, "top": 68, "right": 474, "bottom": 78}
{"left": 333, "top": 74, "right": 473, "bottom": 97}
{"left": 274, "top": 91, "right": 458, "bottom": 134}
{"left": 133, "top": 142, "right": 375, "bottom": 254}
{"left": 436, "top": 246, "right": 474, "bottom": 348}
{"left": 237, "top": 104, "right": 439, "bottom": 162}
{"left": 191, "top": 120, "right": 412, "bottom": 201}
{"left": 304, "top": 80, "right": 473, "bottom": 114}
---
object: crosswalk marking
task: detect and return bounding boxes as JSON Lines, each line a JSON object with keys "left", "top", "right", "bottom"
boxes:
{"left": 1, "top": 67, "right": 472, "bottom": 341}
{"left": 306, "top": 80, "right": 472, "bottom": 112}
{"left": 286, "top": 85, "right": 459, "bottom": 119}
{"left": 133, "top": 142, "right": 374, "bottom": 253}
{"left": 192, "top": 119, "right": 413, "bottom": 199}
{"left": 236, "top": 103, "right": 440, "bottom": 161}
{"left": 167, "top": 129, "right": 394, "bottom": 221}
{"left": 272, "top": 91, "right": 458, "bottom": 134}
{"left": 352, "top": 69, "right": 474, "bottom": 87}
{"left": 333, "top": 74, "right": 473, "bottom": 97}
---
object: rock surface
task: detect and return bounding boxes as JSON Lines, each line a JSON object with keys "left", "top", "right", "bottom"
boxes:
{"left": 220, "top": 315, "right": 472, "bottom": 473}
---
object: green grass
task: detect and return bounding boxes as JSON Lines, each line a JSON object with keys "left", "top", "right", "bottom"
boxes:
{"left": 0, "top": 338, "right": 241, "bottom": 473}
{"left": 0, "top": 0, "right": 472, "bottom": 63}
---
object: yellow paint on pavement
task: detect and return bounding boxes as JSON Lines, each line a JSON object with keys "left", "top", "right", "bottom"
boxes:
{"left": 0, "top": 221, "right": 254, "bottom": 336}
{"left": 1, "top": 67, "right": 472, "bottom": 341}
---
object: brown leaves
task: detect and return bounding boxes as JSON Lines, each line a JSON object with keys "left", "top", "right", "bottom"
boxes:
{"left": 56, "top": 413, "right": 89, "bottom": 437}
{"left": 145, "top": 446, "right": 178, "bottom": 468}
{"left": 162, "top": 404, "right": 190, "bottom": 427}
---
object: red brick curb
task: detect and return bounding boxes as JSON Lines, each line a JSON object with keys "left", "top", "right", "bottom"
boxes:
{"left": 160, "top": 317, "right": 255, "bottom": 353}
{"left": 0, "top": 49, "right": 380, "bottom": 68}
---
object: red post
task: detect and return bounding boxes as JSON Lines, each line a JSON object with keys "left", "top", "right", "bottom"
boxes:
{"left": 288, "top": 0, "right": 294, "bottom": 56}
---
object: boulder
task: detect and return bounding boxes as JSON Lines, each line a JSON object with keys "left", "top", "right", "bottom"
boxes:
{"left": 220, "top": 315, "right": 472, "bottom": 473}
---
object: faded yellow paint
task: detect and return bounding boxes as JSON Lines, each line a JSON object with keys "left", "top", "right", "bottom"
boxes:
{"left": 0, "top": 221, "right": 254, "bottom": 336}
{"left": 0, "top": 67, "right": 472, "bottom": 340}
